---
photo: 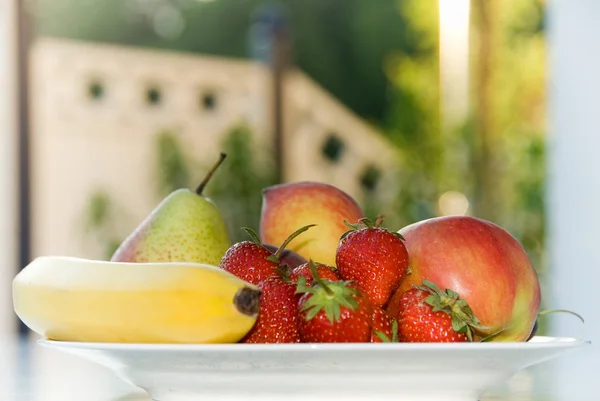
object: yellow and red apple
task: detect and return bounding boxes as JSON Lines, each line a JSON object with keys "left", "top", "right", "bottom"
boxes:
{"left": 260, "top": 182, "right": 365, "bottom": 267}
{"left": 386, "top": 215, "right": 541, "bottom": 342}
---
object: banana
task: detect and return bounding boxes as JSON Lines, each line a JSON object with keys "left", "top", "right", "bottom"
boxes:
{"left": 13, "top": 256, "right": 261, "bottom": 344}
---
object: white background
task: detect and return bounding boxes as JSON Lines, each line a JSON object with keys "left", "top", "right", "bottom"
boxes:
{"left": 547, "top": 0, "right": 600, "bottom": 399}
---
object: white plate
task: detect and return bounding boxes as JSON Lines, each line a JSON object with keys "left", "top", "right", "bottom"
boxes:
{"left": 39, "top": 336, "right": 589, "bottom": 401}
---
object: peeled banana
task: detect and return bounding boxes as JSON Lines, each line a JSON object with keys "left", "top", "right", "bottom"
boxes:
{"left": 13, "top": 256, "right": 261, "bottom": 344}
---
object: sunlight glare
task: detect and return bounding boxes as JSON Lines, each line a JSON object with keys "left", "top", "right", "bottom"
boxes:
{"left": 439, "top": 0, "right": 471, "bottom": 129}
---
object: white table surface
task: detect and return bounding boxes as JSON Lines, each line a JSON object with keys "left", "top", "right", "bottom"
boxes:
{"left": 0, "top": 333, "right": 595, "bottom": 401}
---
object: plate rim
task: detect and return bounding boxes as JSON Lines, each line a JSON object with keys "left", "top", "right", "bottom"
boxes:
{"left": 37, "top": 335, "right": 591, "bottom": 353}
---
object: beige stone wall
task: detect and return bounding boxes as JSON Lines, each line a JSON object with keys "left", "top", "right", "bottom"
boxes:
{"left": 283, "top": 71, "right": 401, "bottom": 202}
{"left": 29, "top": 37, "right": 400, "bottom": 260}
{"left": 0, "top": 0, "right": 19, "bottom": 336}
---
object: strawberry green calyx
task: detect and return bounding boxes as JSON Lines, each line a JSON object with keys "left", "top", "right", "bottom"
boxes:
{"left": 416, "top": 280, "right": 485, "bottom": 342}
{"left": 374, "top": 319, "right": 399, "bottom": 343}
{"left": 340, "top": 215, "right": 405, "bottom": 241}
{"left": 296, "top": 260, "right": 360, "bottom": 324}
{"left": 241, "top": 227, "right": 263, "bottom": 245}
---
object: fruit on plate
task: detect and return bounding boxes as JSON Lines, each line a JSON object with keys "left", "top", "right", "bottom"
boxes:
{"left": 111, "top": 153, "right": 231, "bottom": 266}
{"left": 241, "top": 275, "right": 300, "bottom": 343}
{"left": 219, "top": 225, "right": 314, "bottom": 285}
{"left": 391, "top": 281, "right": 481, "bottom": 343}
{"left": 392, "top": 215, "right": 541, "bottom": 342}
{"left": 260, "top": 181, "right": 365, "bottom": 267}
{"left": 336, "top": 217, "right": 409, "bottom": 308}
{"left": 296, "top": 263, "right": 373, "bottom": 342}
{"left": 13, "top": 256, "right": 261, "bottom": 344}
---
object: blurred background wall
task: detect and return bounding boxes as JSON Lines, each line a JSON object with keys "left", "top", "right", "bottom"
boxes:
{"left": 27, "top": 37, "right": 401, "bottom": 262}
{"left": 0, "top": 0, "right": 19, "bottom": 337}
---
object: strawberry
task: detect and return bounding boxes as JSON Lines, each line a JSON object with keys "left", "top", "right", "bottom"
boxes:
{"left": 335, "top": 216, "right": 409, "bottom": 308}
{"left": 390, "top": 280, "right": 483, "bottom": 343}
{"left": 241, "top": 275, "right": 300, "bottom": 343}
{"left": 219, "top": 224, "right": 315, "bottom": 285}
{"left": 370, "top": 307, "right": 398, "bottom": 342}
{"left": 296, "top": 263, "right": 373, "bottom": 343}
{"left": 289, "top": 261, "right": 340, "bottom": 286}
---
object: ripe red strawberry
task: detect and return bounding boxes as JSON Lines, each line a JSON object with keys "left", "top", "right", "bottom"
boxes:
{"left": 289, "top": 261, "right": 340, "bottom": 285}
{"left": 296, "top": 263, "right": 373, "bottom": 343}
{"left": 219, "top": 225, "right": 314, "bottom": 285}
{"left": 335, "top": 216, "right": 409, "bottom": 308}
{"left": 370, "top": 307, "right": 398, "bottom": 343}
{"left": 241, "top": 275, "right": 300, "bottom": 343}
{"left": 389, "top": 281, "right": 483, "bottom": 343}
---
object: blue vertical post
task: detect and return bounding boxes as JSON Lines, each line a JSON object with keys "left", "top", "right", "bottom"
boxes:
{"left": 249, "top": 3, "right": 291, "bottom": 184}
{"left": 15, "top": 0, "right": 32, "bottom": 336}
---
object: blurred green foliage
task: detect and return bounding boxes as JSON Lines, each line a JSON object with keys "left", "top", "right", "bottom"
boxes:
{"left": 156, "top": 130, "right": 191, "bottom": 196}
{"left": 381, "top": 1, "right": 444, "bottom": 227}
{"left": 154, "top": 124, "right": 277, "bottom": 244}
{"left": 352, "top": 0, "right": 548, "bottom": 292}
{"left": 82, "top": 190, "right": 124, "bottom": 259}
{"left": 474, "top": 0, "right": 547, "bottom": 272}
{"left": 202, "top": 123, "right": 278, "bottom": 243}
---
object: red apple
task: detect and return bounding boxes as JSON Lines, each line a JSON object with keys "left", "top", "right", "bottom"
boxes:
{"left": 386, "top": 215, "right": 541, "bottom": 342}
{"left": 260, "top": 182, "right": 365, "bottom": 267}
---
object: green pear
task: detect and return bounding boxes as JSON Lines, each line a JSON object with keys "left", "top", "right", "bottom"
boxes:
{"left": 110, "top": 153, "right": 231, "bottom": 265}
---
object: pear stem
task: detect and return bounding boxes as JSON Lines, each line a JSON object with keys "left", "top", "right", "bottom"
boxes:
{"left": 195, "top": 153, "right": 227, "bottom": 195}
